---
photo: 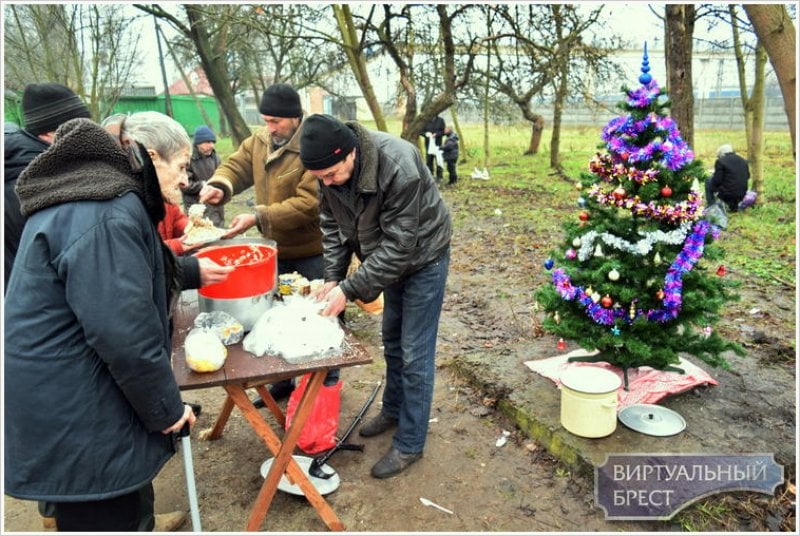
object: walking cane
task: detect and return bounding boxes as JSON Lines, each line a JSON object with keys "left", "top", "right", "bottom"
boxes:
{"left": 178, "top": 403, "right": 202, "bottom": 532}
{"left": 308, "top": 380, "right": 382, "bottom": 479}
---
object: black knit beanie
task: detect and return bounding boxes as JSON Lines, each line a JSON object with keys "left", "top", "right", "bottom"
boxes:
{"left": 22, "top": 83, "right": 91, "bottom": 135}
{"left": 259, "top": 83, "right": 302, "bottom": 117}
{"left": 299, "top": 114, "right": 358, "bottom": 171}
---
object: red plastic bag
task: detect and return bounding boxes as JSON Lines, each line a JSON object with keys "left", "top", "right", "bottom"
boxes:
{"left": 284, "top": 373, "right": 342, "bottom": 454}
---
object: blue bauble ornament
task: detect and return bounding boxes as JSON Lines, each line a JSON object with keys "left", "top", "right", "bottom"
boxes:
{"left": 577, "top": 197, "right": 587, "bottom": 208}
{"left": 544, "top": 258, "right": 554, "bottom": 270}
{"left": 638, "top": 42, "right": 652, "bottom": 85}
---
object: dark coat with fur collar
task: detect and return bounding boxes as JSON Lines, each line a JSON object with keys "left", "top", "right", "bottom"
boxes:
{"left": 4, "top": 118, "right": 185, "bottom": 502}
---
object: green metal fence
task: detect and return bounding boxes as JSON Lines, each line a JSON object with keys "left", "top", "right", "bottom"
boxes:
{"left": 4, "top": 92, "right": 221, "bottom": 136}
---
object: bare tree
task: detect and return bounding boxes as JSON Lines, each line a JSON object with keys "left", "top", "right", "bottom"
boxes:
{"left": 664, "top": 4, "right": 697, "bottom": 147}
{"left": 332, "top": 4, "right": 387, "bottom": 131}
{"left": 726, "top": 5, "right": 767, "bottom": 196}
{"left": 135, "top": 3, "right": 252, "bottom": 144}
{"left": 365, "top": 4, "right": 480, "bottom": 142}
{"left": 3, "top": 4, "right": 140, "bottom": 118}
{"left": 486, "top": 4, "right": 552, "bottom": 155}
{"left": 547, "top": 5, "right": 617, "bottom": 170}
{"left": 743, "top": 3, "right": 797, "bottom": 158}
{"left": 483, "top": 4, "right": 617, "bottom": 161}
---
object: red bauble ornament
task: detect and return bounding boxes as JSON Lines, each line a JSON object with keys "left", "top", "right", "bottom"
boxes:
{"left": 613, "top": 187, "right": 627, "bottom": 200}
{"left": 557, "top": 338, "right": 566, "bottom": 351}
{"left": 600, "top": 295, "right": 613, "bottom": 308}
{"left": 578, "top": 211, "right": 590, "bottom": 221}
{"left": 661, "top": 186, "right": 673, "bottom": 197}
{"left": 716, "top": 265, "right": 727, "bottom": 276}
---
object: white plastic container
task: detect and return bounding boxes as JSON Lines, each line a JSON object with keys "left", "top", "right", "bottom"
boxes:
{"left": 559, "top": 366, "right": 621, "bottom": 438}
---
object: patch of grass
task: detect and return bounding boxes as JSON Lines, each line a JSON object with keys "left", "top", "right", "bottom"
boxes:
{"left": 216, "top": 120, "right": 795, "bottom": 288}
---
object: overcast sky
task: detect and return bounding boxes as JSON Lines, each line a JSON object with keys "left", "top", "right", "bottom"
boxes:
{"left": 130, "top": 2, "right": 744, "bottom": 92}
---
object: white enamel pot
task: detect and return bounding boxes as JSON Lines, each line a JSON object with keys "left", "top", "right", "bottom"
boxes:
{"left": 559, "top": 366, "right": 622, "bottom": 438}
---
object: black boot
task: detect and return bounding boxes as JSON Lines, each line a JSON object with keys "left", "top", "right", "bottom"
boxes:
{"left": 252, "top": 379, "right": 295, "bottom": 408}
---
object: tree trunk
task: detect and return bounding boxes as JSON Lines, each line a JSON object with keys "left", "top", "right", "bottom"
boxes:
{"left": 449, "top": 105, "right": 468, "bottom": 164}
{"left": 550, "top": 74, "right": 567, "bottom": 168}
{"left": 664, "top": 4, "right": 695, "bottom": 147}
{"left": 483, "top": 36, "right": 491, "bottom": 168}
{"left": 160, "top": 27, "right": 214, "bottom": 129}
{"left": 743, "top": 4, "right": 797, "bottom": 159}
{"left": 748, "top": 43, "right": 767, "bottom": 198}
{"left": 184, "top": 6, "right": 251, "bottom": 145}
{"left": 332, "top": 5, "right": 387, "bottom": 132}
{"left": 525, "top": 116, "right": 545, "bottom": 155}
{"left": 730, "top": 5, "right": 753, "bottom": 146}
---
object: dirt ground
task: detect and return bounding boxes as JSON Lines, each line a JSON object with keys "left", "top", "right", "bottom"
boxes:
{"left": 3, "top": 183, "right": 796, "bottom": 533}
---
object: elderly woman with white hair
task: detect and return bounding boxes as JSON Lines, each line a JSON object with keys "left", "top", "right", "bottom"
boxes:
{"left": 705, "top": 143, "right": 750, "bottom": 211}
{"left": 3, "top": 112, "right": 227, "bottom": 531}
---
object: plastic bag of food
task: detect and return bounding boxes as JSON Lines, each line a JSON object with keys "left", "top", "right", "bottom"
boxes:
{"left": 184, "top": 328, "right": 227, "bottom": 373}
{"left": 193, "top": 311, "right": 244, "bottom": 345}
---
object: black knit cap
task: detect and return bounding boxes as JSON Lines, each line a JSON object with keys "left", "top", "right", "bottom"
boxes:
{"left": 22, "top": 83, "right": 91, "bottom": 135}
{"left": 299, "top": 114, "right": 358, "bottom": 171}
{"left": 259, "top": 83, "right": 302, "bottom": 118}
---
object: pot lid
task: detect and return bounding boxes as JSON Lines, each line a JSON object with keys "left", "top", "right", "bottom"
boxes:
{"left": 260, "top": 455, "right": 340, "bottom": 496}
{"left": 559, "top": 366, "right": 621, "bottom": 394}
{"left": 618, "top": 404, "right": 686, "bottom": 436}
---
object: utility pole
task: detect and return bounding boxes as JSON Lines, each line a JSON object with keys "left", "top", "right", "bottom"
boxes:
{"left": 154, "top": 14, "right": 173, "bottom": 117}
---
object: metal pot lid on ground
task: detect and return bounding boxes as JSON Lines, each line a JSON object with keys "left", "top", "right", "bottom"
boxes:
{"left": 617, "top": 404, "right": 686, "bottom": 436}
{"left": 260, "top": 455, "right": 340, "bottom": 495}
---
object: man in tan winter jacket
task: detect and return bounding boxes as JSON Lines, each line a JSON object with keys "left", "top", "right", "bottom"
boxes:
{"left": 199, "top": 83, "right": 337, "bottom": 400}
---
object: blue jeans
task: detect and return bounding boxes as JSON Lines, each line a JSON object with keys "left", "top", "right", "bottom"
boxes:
{"left": 381, "top": 248, "right": 450, "bottom": 453}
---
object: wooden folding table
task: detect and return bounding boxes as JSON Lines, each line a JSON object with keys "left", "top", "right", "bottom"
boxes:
{"left": 171, "top": 291, "right": 373, "bottom": 531}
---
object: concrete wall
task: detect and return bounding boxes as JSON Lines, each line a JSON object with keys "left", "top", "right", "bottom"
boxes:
{"left": 444, "top": 96, "right": 790, "bottom": 131}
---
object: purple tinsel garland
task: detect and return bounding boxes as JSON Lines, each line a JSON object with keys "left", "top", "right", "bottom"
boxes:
{"left": 626, "top": 81, "right": 662, "bottom": 108}
{"left": 601, "top": 112, "right": 695, "bottom": 171}
{"left": 551, "top": 220, "right": 720, "bottom": 326}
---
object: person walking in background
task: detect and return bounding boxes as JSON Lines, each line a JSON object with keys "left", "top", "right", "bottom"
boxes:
{"left": 441, "top": 126, "right": 459, "bottom": 186}
{"left": 182, "top": 125, "right": 224, "bottom": 227}
{"left": 420, "top": 114, "right": 445, "bottom": 183}
{"left": 4, "top": 83, "right": 91, "bottom": 293}
{"left": 198, "top": 83, "right": 338, "bottom": 402}
{"left": 300, "top": 114, "right": 452, "bottom": 479}
{"left": 4, "top": 112, "right": 206, "bottom": 532}
{"left": 705, "top": 144, "right": 750, "bottom": 212}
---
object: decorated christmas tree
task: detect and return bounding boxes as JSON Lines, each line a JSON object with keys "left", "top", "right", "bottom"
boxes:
{"left": 535, "top": 46, "right": 745, "bottom": 379}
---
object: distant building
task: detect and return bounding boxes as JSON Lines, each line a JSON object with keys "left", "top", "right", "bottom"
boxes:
{"left": 166, "top": 66, "right": 214, "bottom": 97}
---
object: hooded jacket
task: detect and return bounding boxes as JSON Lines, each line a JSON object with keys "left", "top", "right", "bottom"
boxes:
{"left": 4, "top": 118, "right": 185, "bottom": 502}
{"left": 321, "top": 122, "right": 452, "bottom": 303}
{"left": 205, "top": 123, "right": 322, "bottom": 259}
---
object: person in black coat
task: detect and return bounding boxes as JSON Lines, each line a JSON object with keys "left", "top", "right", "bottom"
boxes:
{"left": 3, "top": 83, "right": 91, "bottom": 291}
{"left": 420, "top": 115, "right": 445, "bottom": 182}
{"left": 705, "top": 144, "right": 750, "bottom": 212}
{"left": 3, "top": 113, "right": 226, "bottom": 532}
{"left": 440, "top": 127, "right": 459, "bottom": 185}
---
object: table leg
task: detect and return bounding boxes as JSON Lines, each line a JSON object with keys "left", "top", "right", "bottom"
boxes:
{"left": 254, "top": 384, "right": 286, "bottom": 426}
{"left": 206, "top": 393, "right": 236, "bottom": 440}
{"left": 224, "top": 375, "right": 345, "bottom": 532}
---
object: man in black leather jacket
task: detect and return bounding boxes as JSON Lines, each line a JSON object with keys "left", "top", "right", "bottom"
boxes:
{"left": 300, "top": 114, "right": 452, "bottom": 479}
